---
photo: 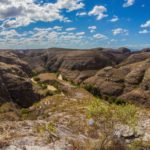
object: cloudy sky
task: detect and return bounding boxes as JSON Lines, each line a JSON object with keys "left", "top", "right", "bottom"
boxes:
{"left": 0, "top": 0, "right": 150, "bottom": 49}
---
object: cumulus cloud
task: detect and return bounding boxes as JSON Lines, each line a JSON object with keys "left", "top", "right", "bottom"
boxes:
{"left": 76, "top": 12, "right": 87, "bottom": 16}
{"left": 141, "top": 20, "right": 150, "bottom": 28}
{"left": 76, "top": 32, "right": 85, "bottom": 36}
{"left": 112, "top": 28, "right": 129, "bottom": 35}
{"left": 53, "top": 26, "right": 63, "bottom": 31}
{"left": 66, "top": 28, "right": 76, "bottom": 31}
{"left": 56, "top": 0, "right": 84, "bottom": 12}
{"left": 0, "top": 0, "right": 84, "bottom": 28}
{"left": 109, "top": 15, "right": 119, "bottom": 22}
{"left": 123, "top": 0, "right": 135, "bottom": 7}
{"left": 3, "top": 18, "right": 31, "bottom": 28}
{"left": 88, "top": 26, "right": 97, "bottom": 33}
{"left": 0, "top": 29, "right": 21, "bottom": 38}
{"left": 0, "top": 26, "right": 88, "bottom": 49}
{"left": 139, "top": 29, "right": 150, "bottom": 34}
{"left": 88, "top": 5, "right": 108, "bottom": 20}
{"left": 93, "top": 33, "right": 107, "bottom": 40}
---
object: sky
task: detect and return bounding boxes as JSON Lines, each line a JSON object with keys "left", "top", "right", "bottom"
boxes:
{"left": 0, "top": 0, "right": 150, "bottom": 49}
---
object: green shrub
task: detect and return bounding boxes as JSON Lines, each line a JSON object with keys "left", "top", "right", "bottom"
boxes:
{"left": 33, "top": 77, "right": 40, "bottom": 82}
{"left": 84, "top": 84, "right": 100, "bottom": 97}
{"left": 31, "top": 71, "right": 39, "bottom": 77}
{"left": 108, "top": 97, "right": 127, "bottom": 105}
{"left": 131, "top": 140, "right": 150, "bottom": 150}
{"left": 21, "top": 108, "right": 30, "bottom": 114}
{"left": 87, "top": 98, "right": 137, "bottom": 149}
{"left": 37, "top": 122, "right": 56, "bottom": 134}
{"left": 20, "top": 108, "right": 37, "bottom": 120}
{"left": 0, "top": 102, "right": 16, "bottom": 113}
{"left": 37, "top": 82, "right": 48, "bottom": 89}
{"left": 87, "top": 99, "right": 137, "bottom": 127}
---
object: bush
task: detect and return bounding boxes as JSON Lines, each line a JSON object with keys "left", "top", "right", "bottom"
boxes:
{"left": 131, "top": 140, "right": 150, "bottom": 150}
{"left": 0, "top": 102, "right": 15, "bottom": 113}
{"left": 37, "top": 82, "right": 48, "bottom": 89}
{"left": 86, "top": 99, "right": 137, "bottom": 149}
{"left": 31, "top": 71, "right": 39, "bottom": 77}
{"left": 108, "top": 97, "right": 127, "bottom": 105}
{"left": 33, "top": 77, "right": 40, "bottom": 82}
{"left": 36, "top": 122, "right": 58, "bottom": 143}
{"left": 21, "top": 108, "right": 30, "bottom": 115}
{"left": 37, "top": 122, "right": 56, "bottom": 134}
{"left": 84, "top": 84, "right": 101, "bottom": 97}
{"left": 87, "top": 99, "right": 137, "bottom": 127}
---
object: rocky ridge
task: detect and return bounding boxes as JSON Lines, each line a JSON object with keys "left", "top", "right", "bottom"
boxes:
{"left": 15, "top": 47, "right": 150, "bottom": 107}
{"left": 0, "top": 51, "right": 37, "bottom": 107}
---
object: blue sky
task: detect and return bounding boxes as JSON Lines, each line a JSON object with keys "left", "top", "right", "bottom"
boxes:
{"left": 0, "top": 0, "right": 150, "bottom": 49}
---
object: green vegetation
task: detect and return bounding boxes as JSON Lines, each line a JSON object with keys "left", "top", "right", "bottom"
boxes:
{"left": 20, "top": 108, "right": 37, "bottom": 120}
{"left": 33, "top": 76, "right": 40, "bottom": 82}
{"left": 37, "top": 82, "right": 48, "bottom": 89}
{"left": 37, "top": 122, "right": 56, "bottom": 134}
{"left": 107, "top": 96, "right": 127, "bottom": 105}
{"left": 85, "top": 84, "right": 128, "bottom": 105}
{"left": 87, "top": 98, "right": 137, "bottom": 127}
{"left": 31, "top": 71, "right": 39, "bottom": 77}
{"left": 84, "top": 84, "right": 100, "bottom": 97}
{"left": 36, "top": 122, "right": 59, "bottom": 143}
{"left": 0, "top": 102, "right": 15, "bottom": 113}
{"left": 131, "top": 140, "right": 150, "bottom": 150}
{"left": 86, "top": 98, "right": 137, "bottom": 149}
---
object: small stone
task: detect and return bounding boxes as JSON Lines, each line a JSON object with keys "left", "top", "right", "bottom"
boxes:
{"left": 88, "top": 118, "right": 95, "bottom": 126}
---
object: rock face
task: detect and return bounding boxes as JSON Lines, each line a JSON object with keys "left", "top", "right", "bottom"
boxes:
{"left": 15, "top": 47, "right": 150, "bottom": 107}
{"left": 0, "top": 51, "right": 37, "bottom": 107}
{"left": 16, "top": 47, "right": 131, "bottom": 82}
{"left": 0, "top": 77, "right": 11, "bottom": 103}
{"left": 84, "top": 55, "right": 150, "bottom": 107}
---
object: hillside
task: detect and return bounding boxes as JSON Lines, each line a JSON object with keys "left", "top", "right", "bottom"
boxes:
{"left": 0, "top": 48, "right": 150, "bottom": 150}
{"left": 15, "top": 47, "right": 150, "bottom": 107}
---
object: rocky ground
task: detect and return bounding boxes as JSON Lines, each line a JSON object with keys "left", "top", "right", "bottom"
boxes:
{"left": 0, "top": 49, "right": 150, "bottom": 150}
{"left": 0, "top": 72, "right": 150, "bottom": 150}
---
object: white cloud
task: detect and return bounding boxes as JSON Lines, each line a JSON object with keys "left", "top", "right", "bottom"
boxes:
{"left": 88, "top": 26, "right": 97, "bottom": 33}
{"left": 53, "top": 26, "right": 63, "bottom": 31}
{"left": 76, "top": 32, "right": 85, "bottom": 36}
{"left": 0, "top": 0, "right": 84, "bottom": 28}
{"left": 0, "top": 26, "right": 88, "bottom": 49}
{"left": 0, "top": 29, "right": 21, "bottom": 38}
{"left": 141, "top": 20, "right": 150, "bottom": 28}
{"left": 139, "top": 29, "right": 150, "bottom": 34}
{"left": 93, "top": 33, "right": 107, "bottom": 40}
{"left": 56, "top": 0, "right": 84, "bottom": 12}
{"left": 123, "top": 0, "right": 135, "bottom": 7}
{"left": 88, "top": 5, "right": 108, "bottom": 20}
{"left": 110, "top": 39, "right": 117, "bottom": 42}
{"left": 66, "top": 28, "right": 76, "bottom": 31}
{"left": 76, "top": 12, "right": 87, "bottom": 16}
{"left": 109, "top": 15, "right": 119, "bottom": 22}
{"left": 112, "top": 28, "right": 129, "bottom": 35}
{"left": 2, "top": 18, "right": 31, "bottom": 28}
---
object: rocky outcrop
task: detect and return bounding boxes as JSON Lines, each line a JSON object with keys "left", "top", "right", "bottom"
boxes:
{"left": 0, "top": 77, "right": 11, "bottom": 103}
{"left": 16, "top": 47, "right": 131, "bottom": 82}
{"left": 14, "top": 47, "right": 150, "bottom": 107}
{"left": 0, "top": 51, "right": 37, "bottom": 107}
{"left": 84, "top": 57, "right": 150, "bottom": 107}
